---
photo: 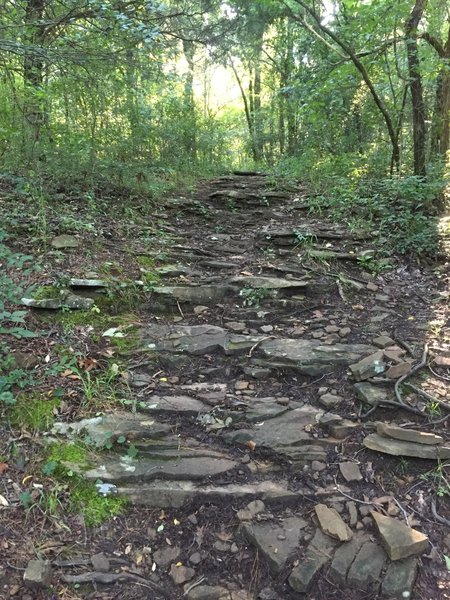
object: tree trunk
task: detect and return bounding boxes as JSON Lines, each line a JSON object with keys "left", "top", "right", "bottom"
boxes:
{"left": 405, "top": 0, "right": 428, "bottom": 177}
{"left": 429, "top": 25, "right": 450, "bottom": 157}
{"left": 182, "top": 39, "right": 197, "bottom": 158}
{"left": 290, "top": 0, "right": 400, "bottom": 172}
{"left": 23, "top": 0, "right": 46, "bottom": 157}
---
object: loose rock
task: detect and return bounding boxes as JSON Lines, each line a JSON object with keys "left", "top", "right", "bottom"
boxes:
{"left": 371, "top": 512, "right": 429, "bottom": 560}
{"left": 314, "top": 504, "right": 353, "bottom": 542}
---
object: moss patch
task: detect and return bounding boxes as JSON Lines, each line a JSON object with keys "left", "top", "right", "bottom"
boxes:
{"left": 45, "top": 442, "right": 127, "bottom": 525}
{"left": 9, "top": 391, "right": 60, "bottom": 432}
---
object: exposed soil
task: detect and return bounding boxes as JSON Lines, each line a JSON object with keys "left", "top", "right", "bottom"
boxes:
{"left": 1, "top": 173, "right": 449, "bottom": 600}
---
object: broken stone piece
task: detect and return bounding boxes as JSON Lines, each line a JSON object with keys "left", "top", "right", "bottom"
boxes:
{"left": 376, "top": 422, "right": 443, "bottom": 446}
{"left": 314, "top": 504, "right": 352, "bottom": 542}
{"left": 371, "top": 512, "right": 428, "bottom": 560}
{"left": 381, "top": 557, "right": 418, "bottom": 598}
{"left": 329, "top": 533, "right": 369, "bottom": 584}
{"left": 288, "top": 529, "right": 338, "bottom": 592}
{"left": 153, "top": 545, "right": 181, "bottom": 567}
{"left": 23, "top": 560, "right": 52, "bottom": 590}
{"left": 236, "top": 500, "right": 266, "bottom": 521}
{"left": 91, "top": 553, "right": 110, "bottom": 572}
{"left": 347, "top": 541, "right": 386, "bottom": 589}
{"left": 372, "top": 335, "right": 395, "bottom": 348}
{"left": 319, "top": 393, "right": 342, "bottom": 408}
{"left": 170, "top": 564, "right": 195, "bottom": 585}
{"left": 354, "top": 382, "right": 389, "bottom": 406}
{"left": 350, "top": 351, "right": 385, "bottom": 381}
{"left": 51, "top": 234, "right": 79, "bottom": 249}
{"left": 339, "top": 462, "right": 363, "bottom": 482}
{"left": 363, "top": 433, "right": 450, "bottom": 459}
{"left": 385, "top": 362, "right": 411, "bottom": 379}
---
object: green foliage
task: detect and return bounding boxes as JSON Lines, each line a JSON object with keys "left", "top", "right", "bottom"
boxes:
{"left": 43, "top": 442, "right": 127, "bottom": 526}
{"left": 8, "top": 391, "right": 60, "bottom": 432}
{"left": 239, "top": 286, "right": 270, "bottom": 307}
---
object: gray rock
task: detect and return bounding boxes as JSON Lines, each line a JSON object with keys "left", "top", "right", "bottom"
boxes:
{"left": 350, "top": 351, "right": 385, "bottom": 381}
{"left": 156, "top": 265, "right": 192, "bottom": 277}
{"left": 83, "top": 449, "right": 237, "bottom": 484}
{"left": 236, "top": 500, "right": 266, "bottom": 521}
{"left": 225, "top": 406, "right": 329, "bottom": 463}
{"left": 226, "top": 321, "right": 247, "bottom": 332}
{"left": 354, "top": 382, "right": 390, "bottom": 406}
{"left": 381, "top": 557, "right": 418, "bottom": 598}
{"left": 69, "top": 278, "right": 107, "bottom": 288}
{"left": 373, "top": 335, "right": 395, "bottom": 348}
{"left": 347, "top": 542, "right": 386, "bottom": 589}
{"left": 319, "top": 393, "right": 342, "bottom": 408}
{"left": 314, "top": 504, "right": 353, "bottom": 542}
{"left": 329, "top": 533, "right": 369, "bottom": 583}
{"left": 256, "top": 339, "right": 376, "bottom": 375}
{"left": 346, "top": 501, "right": 358, "bottom": 527}
{"left": 189, "top": 552, "right": 202, "bottom": 565}
{"left": 154, "top": 545, "right": 181, "bottom": 567}
{"left": 185, "top": 586, "right": 231, "bottom": 600}
{"left": 229, "top": 275, "right": 309, "bottom": 290}
{"left": 13, "top": 351, "right": 38, "bottom": 370}
{"left": 91, "top": 553, "right": 110, "bottom": 572}
{"left": 371, "top": 512, "right": 428, "bottom": 560}
{"left": 242, "top": 517, "right": 307, "bottom": 574}
{"left": 152, "top": 285, "right": 234, "bottom": 307}
{"left": 288, "top": 529, "right": 338, "bottom": 592}
{"left": 170, "top": 564, "right": 195, "bottom": 585}
{"left": 52, "top": 412, "right": 170, "bottom": 447}
{"left": 376, "top": 422, "right": 443, "bottom": 445}
{"left": 243, "top": 367, "right": 273, "bottom": 379}
{"left": 23, "top": 560, "right": 52, "bottom": 590}
{"left": 22, "top": 293, "right": 94, "bottom": 310}
{"left": 363, "top": 433, "right": 450, "bottom": 459}
{"left": 118, "top": 480, "right": 296, "bottom": 508}
{"left": 339, "top": 462, "right": 363, "bottom": 482}
{"left": 142, "top": 324, "right": 262, "bottom": 356}
{"left": 243, "top": 398, "right": 289, "bottom": 422}
{"left": 311, "top": 461, "right": 326, "bottom": 472}
{"left": 329, "top": 420, "right": 360, "bottom": 439}
{"left": 51, "top": 234, "right": 79, "bottom": 249}
{"left": 143, "top": 395, "right": 209, "bottom": 416}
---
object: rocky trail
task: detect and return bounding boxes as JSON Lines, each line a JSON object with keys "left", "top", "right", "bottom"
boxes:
{"left": 2, "top": 173, "right": 450, "bottom": 600}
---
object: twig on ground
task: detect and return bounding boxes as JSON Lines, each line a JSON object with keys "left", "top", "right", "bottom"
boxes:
{"left": 428, "top": 364, "right": 450, "bottom": 382}
{"left": 247, "top": 336, "right": 275, "bottom": 358}
{"left": 176, "top": 301, "right": 185, "bottom": 319}
{"left": 61, "top": 571, "right": 163, "bottom": 592}
{"left": 336, "top": 279, "right": 348, "bottom": 303}
{"left": 431, "top": 497, "right": 450, "bottom": 527}
{"left": 404, "top": 383, "right": 450, "bottom": 413}
{"left": 184, "top": 576, "right": 206, "bottom": 596}
{"left": 394, "top": 344, "right": 428, "bottom": 405}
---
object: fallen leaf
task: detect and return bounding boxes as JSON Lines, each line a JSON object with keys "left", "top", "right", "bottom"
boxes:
{"left": 245, "top": 440, "right": 256, "bottom": 452}
{"left": 0, "top": 463, "right": 8, "bottom": 475}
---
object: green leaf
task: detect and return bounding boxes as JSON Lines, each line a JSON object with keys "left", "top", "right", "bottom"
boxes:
{"left": 42, "top": 460, "right": 58, "bottom": 476}
{"left": 445, "top": 555, "right": 450, "bottom": 572}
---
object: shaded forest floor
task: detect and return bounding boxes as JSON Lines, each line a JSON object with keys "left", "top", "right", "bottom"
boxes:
{"left": 0, "top": 172, "right": 449, "bottom": 600}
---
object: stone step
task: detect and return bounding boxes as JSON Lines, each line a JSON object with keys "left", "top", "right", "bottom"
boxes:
{"left": 116, "top": 480, "right": 297, "bottom": 508}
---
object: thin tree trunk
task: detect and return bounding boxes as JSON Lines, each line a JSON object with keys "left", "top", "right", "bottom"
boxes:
{"left": 23, "top": 0, "right": 46, "bottom": 159}
{"left": 289, "top": 0, "right": 401, "bottom": 172}
{"left": 405, "top": 0, "right": 427, "bottom": 177}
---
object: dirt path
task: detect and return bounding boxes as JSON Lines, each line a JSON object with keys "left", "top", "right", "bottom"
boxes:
{"left": 1, "top": 174, "right": 449, "bottom": 599}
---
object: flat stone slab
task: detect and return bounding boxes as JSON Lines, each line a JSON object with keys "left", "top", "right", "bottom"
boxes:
{"left": 22, "top": 293, "right": 94, "bottom": 310}
{"left": 329, "top": 533, "right": 369, "bottom": 584}
{"left": 51, "top": 234, "right": 79, "bottom": 248}
{"left": 381, "top": 557, "right": 418, "bottom": 598}
{"left": 142, "top": 324, "right": 263, "bottom": 356}
{"left": 338, "top": 462, "right": 363, "bottom": 482}
{"left": 52, "top": 413, "right": 170, "bottom": 447}
{"left": 376, "top": 422, "right": 443, "bottom": 445}
{"left": 254, "top": 339, "right": 376, "bottom": 376}
{"left": 364, "top": 433, "right": 450, "bottom": 459}
{"left": 151, "top": 285, "right": 234, "bottom": 307}
{"left": 371, "top": 512, "right": 429, "bottom": 560}
{"left": 225, "top": 406, "right": 328, "bottom": 463}
{"left": 69, "top": 278, "right": 107, "bottom": 288}
{"left": 347, "top": 541, "right": 386, "bottom": 590}
{"left": 314, "top": 504, "right": 353, "bottom": 542}
{"left": 354, "top": 382, "right": 390, "bottom": 406}
{"left": 242, "top": 517, "right": 307, "bottom": 574}
{"left": 289, "top": 530, "right": 338, "bottom": 592}
{"left": 83, "top": 448, "right": 237, "bottom": 484}
{"left": 118, "top": 480, "right": 297, "bottom": 508}
{"left": 229, "top": 276, "right": 309, "bottom": 290}
{"left": 143, "top": 395, "right": 210, "bottom": 416}
{"left": 350, "top": 351, "right": 385, "bottom": 381}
